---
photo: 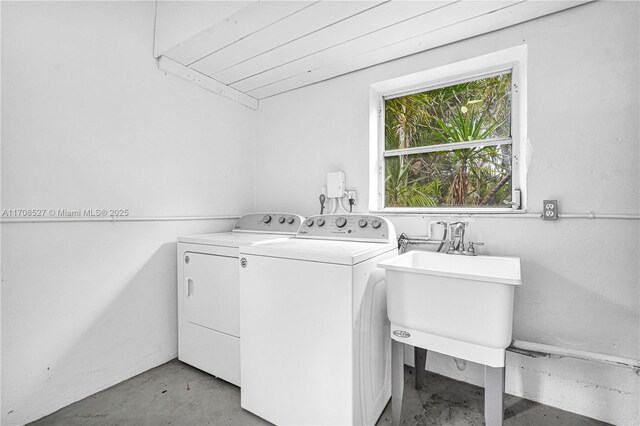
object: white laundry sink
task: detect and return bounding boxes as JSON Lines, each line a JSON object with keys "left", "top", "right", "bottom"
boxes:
{"left": 378, "top": 251, "right": 522, "bottom": 364}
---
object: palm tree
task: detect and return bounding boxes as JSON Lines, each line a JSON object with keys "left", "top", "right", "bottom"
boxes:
{"left": 435, "top": 106, "right": 501, "bottom": 206}
{"left": 384, "top": 73, "right": 512, "bottom": 208}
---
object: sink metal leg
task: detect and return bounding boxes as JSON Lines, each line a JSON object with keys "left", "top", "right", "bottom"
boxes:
{"left": 391, "top": 339, "right": 404, "bottom": 426}
{"left": 414, "top": 347, "right": 427, "bottom": 389}
{"left": 484, "top": 365, "right": 505, "bottom": 426}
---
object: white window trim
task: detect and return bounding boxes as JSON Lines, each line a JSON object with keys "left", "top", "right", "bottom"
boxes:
{"left": 368, "top": 45, "right": 528, "bottom": 214}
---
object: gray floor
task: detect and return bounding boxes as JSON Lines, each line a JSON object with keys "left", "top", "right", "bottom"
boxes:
{"left": 30, "top": 359, "right": 609, "bottom": 426}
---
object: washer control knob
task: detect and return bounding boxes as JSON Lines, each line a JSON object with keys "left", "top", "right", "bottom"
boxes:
{"left": 263, "top": 215, "right": 272, "bottom": 223}
{"left": 278, "top": 216, "right": 286, "bottom": 224}
{"left": 335, "top": 217, "right": 347, "bottom": 228}
{"left": 317, "top": 218, "right": 325, "bottom": 227}
{"left": 371, "top": 219, "right": 382, "bottom": 229}
{"left": 306, "top": 218, "right": 314, "bottom": 227}
{"left": 287, "top": 216, "right": 295, "bottom": 224}
{"left": 358, "top": 219, "right": 368, "bottom": 228}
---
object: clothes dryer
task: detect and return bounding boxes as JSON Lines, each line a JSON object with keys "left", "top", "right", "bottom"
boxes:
{"left": 239, "top": 214, "right": 397, "bottom": 425}
{"left": 177, "top": 213, "right": 304, "bottom": 386}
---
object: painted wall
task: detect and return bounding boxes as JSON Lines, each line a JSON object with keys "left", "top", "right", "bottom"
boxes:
{"left": 256, "top": 2, "right": 639, "bottom": 424}
{"left": 0, "top": 2, "right": 256, "bottom": 425}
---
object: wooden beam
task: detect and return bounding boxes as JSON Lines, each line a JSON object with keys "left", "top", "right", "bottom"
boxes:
{"left": 161, "top": 1, "right": 316, "bottom": 66}
{"left": 157, "top": 56, "right": 258, "bottom": 110}
{"left": 235, "top": 0, "right": 509, "bottom": 93}
{"left": 225, "top": 1, "right": 453, "bottom": 89}
{"left": 191, "top": 1, "right": 386, "bottom": 80}
{"left": 244, "top": 1, "right": 591, "bottom": 99}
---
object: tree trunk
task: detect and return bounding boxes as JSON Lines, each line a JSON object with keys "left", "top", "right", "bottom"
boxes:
{"left": 480, "top": 173, "right": 512, "bottom": 205}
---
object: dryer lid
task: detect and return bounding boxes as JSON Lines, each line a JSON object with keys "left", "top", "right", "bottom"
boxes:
{"left": 178, "top": 212, "right": 305, "bottom": 247}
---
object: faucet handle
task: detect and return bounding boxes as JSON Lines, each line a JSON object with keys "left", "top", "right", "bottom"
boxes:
{"left": 467, "top": 241, "right": 484, "bottom": 255}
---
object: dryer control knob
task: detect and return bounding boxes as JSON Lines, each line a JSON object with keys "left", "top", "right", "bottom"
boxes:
{"left": 263, "top": 215, "right": 272, "bottom": 223}
{"left": 317, "top": 218, "right": 325, "bottom": 226}
{"left": 335, "top": 217, "right": 347, "bottom": 228}
{"left": 358, "top": 219, "right": 368, "bottom": 228}
{"left": 306, "top": 218, "right": 314, "bottom": 227}
{"left": 371, "top": 219, "right": 382, "bottom": 229}
{"left": 287, "top": 216, "right": 295, "bottom": 224}
{"left": 278, "top": 216, "right": 286, "bottom": 224}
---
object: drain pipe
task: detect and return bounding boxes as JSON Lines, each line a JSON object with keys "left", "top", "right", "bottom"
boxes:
{"left": 509, "top": 340, "right": 640, "bottom": 372}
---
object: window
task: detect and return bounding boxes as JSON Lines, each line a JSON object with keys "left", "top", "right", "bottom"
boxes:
{"left": 369, "top": 46, "right": 527, "bottom": 213}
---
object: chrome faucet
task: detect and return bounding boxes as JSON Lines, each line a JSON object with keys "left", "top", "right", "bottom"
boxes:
{"left": 397, "top": 221, "right": 484, "bottom": 255}
{"left": 447, "top": 222, "right": 468, "bottom": 254}
{"left": 446, "top": 222, "right": 484, "bottom": 256}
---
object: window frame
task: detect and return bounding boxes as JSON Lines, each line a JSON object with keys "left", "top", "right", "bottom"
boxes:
{"left": 369, "top": 45, "right": 527, "bottom": 214}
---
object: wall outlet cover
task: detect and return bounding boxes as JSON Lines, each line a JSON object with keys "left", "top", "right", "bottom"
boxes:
{"left": 543, "top": 200, "right": 558, "bottom": 220}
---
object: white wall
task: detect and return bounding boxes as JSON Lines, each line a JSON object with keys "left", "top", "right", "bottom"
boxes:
{"left": 256, "top": 2, "right": 639, "bottom": 425}
{"left": 1, "top": 2, "right": 256, "bottom": 425}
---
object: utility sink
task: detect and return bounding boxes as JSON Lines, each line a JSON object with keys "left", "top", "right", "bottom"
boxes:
{"left": 378, "top": 251, "right": 522, "bottom": 366}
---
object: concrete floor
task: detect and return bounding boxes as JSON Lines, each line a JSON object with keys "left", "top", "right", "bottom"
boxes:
{"left": 30, "top": 359, "right": 609, "bottom": 426}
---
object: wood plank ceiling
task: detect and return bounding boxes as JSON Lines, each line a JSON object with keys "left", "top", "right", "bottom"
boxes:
{"left": 156, "top": 0, "right": 590, "bottom": 109}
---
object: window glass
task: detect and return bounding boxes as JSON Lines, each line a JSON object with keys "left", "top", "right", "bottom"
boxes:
{"left": 383, "top": 73, "right": 513, "bottom": 208}
{"left": 384, "top": 146, "right": 512, "bottom": 208}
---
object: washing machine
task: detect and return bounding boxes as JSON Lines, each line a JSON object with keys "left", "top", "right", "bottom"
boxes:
{"left": 177, "top": 213, "right": 304, "bottom": 386}
{"left": 238, "top": 214, "right": 398, "bottom": 425}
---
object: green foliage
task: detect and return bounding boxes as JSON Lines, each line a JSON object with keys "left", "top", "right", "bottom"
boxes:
{"left": 384, "top": 157, "right": 438, "bottom": 207}
{"left": 384, "top": 73, "right": 513, "bottom": 208}
{"left": 435, "top": 107, "right": 497, "bottom": 142}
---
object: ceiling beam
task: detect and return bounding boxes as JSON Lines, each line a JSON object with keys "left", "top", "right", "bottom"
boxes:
{"left": 158, "top": 56, "right": 258, "bottom": 110}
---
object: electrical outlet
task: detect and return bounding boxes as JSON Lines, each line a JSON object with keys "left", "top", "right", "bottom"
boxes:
{"left": 543, "top": 200, "right": 558, "bottom": 221}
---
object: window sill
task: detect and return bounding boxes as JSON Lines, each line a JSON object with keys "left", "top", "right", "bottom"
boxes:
{"left": 369, "top": 208, "right": 534, "bottom": 217}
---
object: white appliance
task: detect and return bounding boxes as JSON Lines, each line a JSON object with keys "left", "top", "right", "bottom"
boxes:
{"left": 177, "top": 213, "right": 304, "bottom": 386}
{"left": 239, "top": 214, "right": 397, "bottom": 425}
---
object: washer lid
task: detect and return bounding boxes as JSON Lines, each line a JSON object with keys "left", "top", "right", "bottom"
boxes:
{"left": 240, "top": 238, "right": 397, "bottom": 265}
{"left": 178, "top": 232, "right": 292, "bottom": 248}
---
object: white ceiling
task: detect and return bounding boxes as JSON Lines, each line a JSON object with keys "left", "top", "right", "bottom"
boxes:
{"left": 155, "top": 0, "right": 590, "bottom": 108}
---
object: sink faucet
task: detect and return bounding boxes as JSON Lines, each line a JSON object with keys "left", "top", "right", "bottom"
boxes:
{"left": 446, "top": 222, "right": 484, "bottom": 256}
{"left": 397, "top": 221, "right": 483, "bottom": 256}
{"left": 447, "top": 222, "right": 467, "bottom": 254}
